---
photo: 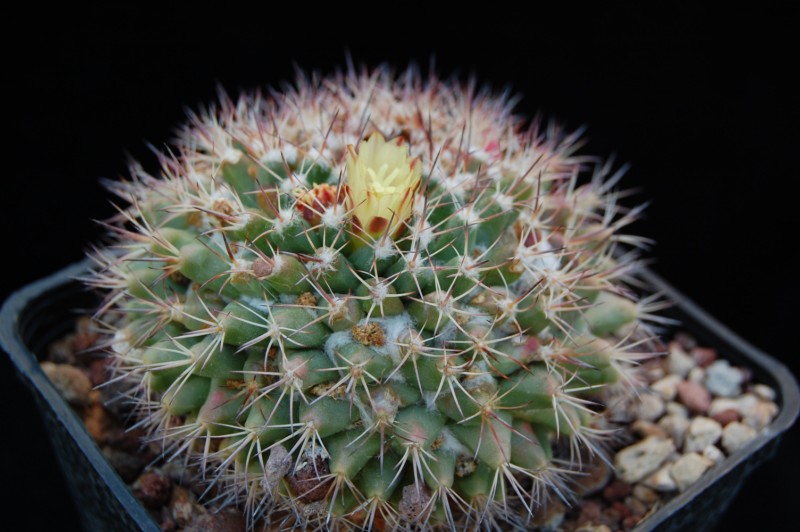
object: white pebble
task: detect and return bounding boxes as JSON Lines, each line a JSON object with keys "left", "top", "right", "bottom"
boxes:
{"left": 615, "top": 436, "right": 676, "bottom": 483}
{"left": 688, "top": 366, "right": 706, "bottom": 384}
{"left": 684, "top": 417, "right": 723, "bottom": 453}
{"left": 659, "top": 414, "right": 690, "bottom": 449}
{"left": 651, "top": 375, "right": 682, "bottom": 401}
{"left": 643, "top": 464, "right": 677, "bottom": 492}
{"left": 705, "top": 360, "right": 744, "bottom": 397}
{"left": 636, "top": 393, "right": 666, "bottom": 422}
{"left": 666, "top": 401, "right": 689, "bottom": 417}
{"left": 702, "top": 445, "right": 725, "bottom": 465}
{"left": 752, "top": 384, "right": 776, "bottom": 402}
{"left": 669, "top": 453, "right": 714, "bottom": 492}
{"left": 721, "top": 422, "right": 757, "bottom": 454}
{"left": 743, "top": 401, "right": 778, "bottom": 432}
{"left": 668, "top": 342, "right": 697, "bottom": 378}
{"left": 736, "top": 394, "right": 760, "bottom": 417}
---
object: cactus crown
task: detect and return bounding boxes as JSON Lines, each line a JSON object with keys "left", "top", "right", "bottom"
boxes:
{"left": 88, "top": 67, "right": 664, "bottom": 530}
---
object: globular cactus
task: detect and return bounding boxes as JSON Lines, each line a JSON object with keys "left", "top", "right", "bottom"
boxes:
{"left": 88, "top": 67, "right": 666, "bottom": 530}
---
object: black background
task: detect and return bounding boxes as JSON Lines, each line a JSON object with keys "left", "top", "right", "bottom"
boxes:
{"left": 2, "top": 6, "right": 796, "bottom": 530}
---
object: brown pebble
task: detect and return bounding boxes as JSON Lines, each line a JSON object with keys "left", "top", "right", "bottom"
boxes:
{"left": 691, "top": 347, "right": 717, "bottom": 367}
{"left": 602, "top": 504, "right": 623, "bottom": 527}
{"left": 577, "top": 499, "right": 603, "bottom": 524}
{"left": 169, "top": 486, "right": 198, "bottom": 527}
{"left": 102, "top": 446, "right": 148, "bottom": 483}
{"left": 625, "top": 496, "right": 647, "bottom": 517}
{"left": 41, "top": 362, "right": 93, "bottom": 406}
{"left": 574, "top": 456, "right": 613, "bottom": 496}
{"left": 623, "top": 515, "right": 641, "bottom": 530}
{"left": 134, "top": 470, "right": 173, "bottom": 509}
{"left": 632, "top": 484, "right": 659, "bottom": 505}
{"left": 107, "top": 427, "right": 149, "bottom": 454}
{"left": 712, "top": 408, "right": 741, "bottom": 426}
{"left": 285, "top": 453, "right": 331, "bottom": 503}
{"left": 72, "top": 329, "right": 100, "bottom": 355}
{"left": 603, "top": 480, "right": 632, "bottom": 502}
{"left": 88, "top": 357, "right": 111, "bottom": 387}
{"left": 83, "top": 402, "right": 110, "bottom": 444}
{"left": 184, "top": 507, "right": 246, "bottom": 532}
{"left": 612, "top": 500, "right": 631, "bottom": 518}
{"left": 676, "top": 381, "right": 711, "bottom": 414}
{"left": 160, "top": 506, "right": 177, "bottom": 532}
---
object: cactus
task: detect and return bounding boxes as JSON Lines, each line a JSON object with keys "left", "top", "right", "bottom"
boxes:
{"left": 87, "top": 67, "right": 666, "bottom": 530}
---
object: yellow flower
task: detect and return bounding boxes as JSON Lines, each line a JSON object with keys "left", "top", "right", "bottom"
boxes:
{"left": 345, "top": 133, "right": 422, "bottom": 244}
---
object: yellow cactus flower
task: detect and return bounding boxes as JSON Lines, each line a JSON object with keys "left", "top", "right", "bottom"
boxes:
{"left": 345, "top": 133, "right": 422, "bottom": 244}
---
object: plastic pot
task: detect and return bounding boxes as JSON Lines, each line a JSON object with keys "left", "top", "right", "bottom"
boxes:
{"left": 2, "top": 259, "right": 798, "bottom": 531}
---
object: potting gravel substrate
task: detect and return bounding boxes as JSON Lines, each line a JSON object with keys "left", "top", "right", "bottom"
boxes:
{"left": 40, "top": 317, "right": 782, "bottom": 531}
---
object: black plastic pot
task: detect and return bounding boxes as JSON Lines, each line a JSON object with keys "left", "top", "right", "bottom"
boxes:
{"left": 2, "top": 259, "right": 798, "bottom": 531}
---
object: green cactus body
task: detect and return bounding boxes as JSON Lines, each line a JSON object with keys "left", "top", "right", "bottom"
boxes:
{"left": 88, "top": 68, "right": 661, "bottom": 530}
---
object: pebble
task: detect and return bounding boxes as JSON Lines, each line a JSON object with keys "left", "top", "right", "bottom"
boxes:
{"left": 651, "top": 375, "right": 682, "bottom": 401}
{"left": 625, "top": 496, "right": 647, "bottom": 517}
{"left": 41, "top": 361, "right": 93, "bottom": 405}
{"left": 184, "top": 508, "right": 246, "bottom": 532}
{"left": 636, "top": 393, "right": 666, "bottom": 421}
{"left": 640, "top": 359, "right": 667, "bottom": 384}
{"left": 632, "top": 484, "right": 659, "bottom": 504}
{"left": 169, "top": 486, "right": 198, "bottom": 527}
{"left": 665, "top": 401, "right": 689, "bottom": 417}
{"left": 161, "top": 461, "right": 193, "bottom": 485}
{"left": 631, "top": 420, "right": 669, "bottom": 439}
{"left": 674, "top": 333, "right": 698, "bottom": 351}
{"left": 684, "top": 417, "right": 722, "bottom": 453}
{"left": 705, "top": 360, "right": 743, "bottom": 397}
{"left": 691, "top": 347, "right": 717, "bottom": 367}
{"left": 133, "top": 470, "right": 173, "bottom": 509}
{"left": 736, "top": 394, "right": 760, "bottom": 417}
{"left": 577, "top": 499, "right": 603, "bottom": 525}
{"left": 622, "top": 515, "right": 640, "bottom": 530}
{"left": 687, "top": 366, "right": 706, "bottom": 384}
{"left": 667, "top": 343, "right": 696, "bottom": 378}
{"left": 709, "top": 397, "right": 741, "bottom": 417}
{"left": 574, "top": 456, "right": 613, "bottom": 496}
{"left": 669, "top": 453, "right": 714, "bottom": 491}
{"left": 102, "top": 446, "right": 148, "bottom": 483}
{"left": 160, "top": 506, "right": 177, "bottom": 532}
{"left": 615, "top": 437, "right": 676, "bottom": 483}
{"left": 575, "top": 525, "right": 611, "bottom": 532}
{"left": 711, "top": 408, "right": 741, "bottom": 426}
{"left": 88, "top": 357, "right": 111, "bottom": 387}
{"left": 676, "top": 381, "right": 711, "bottom": 414}
{"left": 743, "top": 401, "right": 779, "bottom": 432}
{"left": 531, "top": 497, "right": 566, "bottom": 529}
{"left": 753, "top": 383, "right": 777, "bottom": 402}
{"left": 658, "top": 414, "right": 690, "bottom": 447}
{"left": 721, "top": 422, "right": 758, "bottom": 454}
{"left": 643, "top": 464, "right": 677, "bottom": 492}
{"left": 83, "top": 401, "right": 111, "bottom": 444}
{"left": 602, "top": 480, "right": 632, "bottom": 502}
{"left": 703, "top": 445, "right": 725, "bottom": 465}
